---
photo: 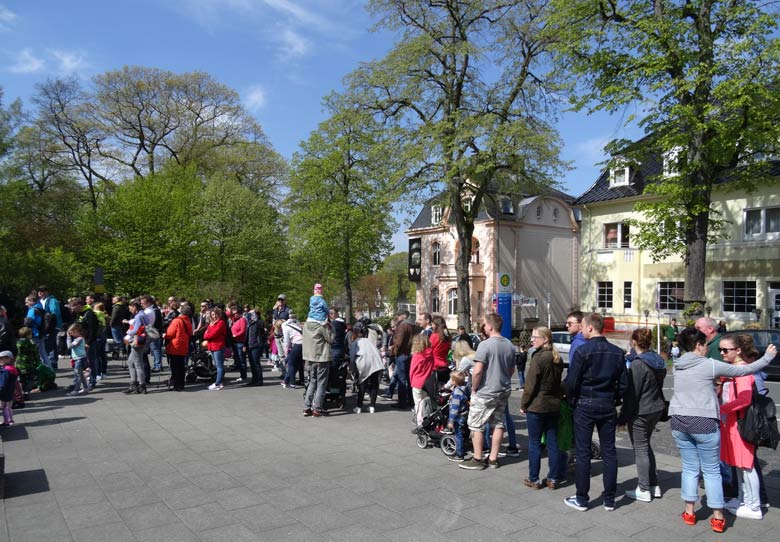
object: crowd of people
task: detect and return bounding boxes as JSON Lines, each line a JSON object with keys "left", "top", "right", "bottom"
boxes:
{"left": 0, "top": 286, "right": 777, "bottom": 534}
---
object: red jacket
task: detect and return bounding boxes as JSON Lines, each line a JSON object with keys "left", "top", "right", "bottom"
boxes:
{"left": 231, "top": 316, "right": 247, "bottom": 343}
{"left": 165, "top": 315, "right": 192, "bottom": 356}
{"left": 410, "top": 348, "right": 435, "bottom": 389}
{"left": 430, "top": 333, "right": 451, "bottom": 370}
{"left": 203, "top": 318, "right": 227, "bottom": 352}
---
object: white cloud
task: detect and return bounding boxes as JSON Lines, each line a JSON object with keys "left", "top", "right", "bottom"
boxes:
{"left": 9, "top": 48, "right": 44, "bottom": 73}
{"left": 279, "top": 28, "right": 308, "bottom": 58}
{"left": 244, "top": 85, "right": 267, "bottom": 112}
{"left": 49, "top": 49, "right": 90, "bottom": 74}
{"left": 0, "top": 5, "right": 16, "bottom": 31}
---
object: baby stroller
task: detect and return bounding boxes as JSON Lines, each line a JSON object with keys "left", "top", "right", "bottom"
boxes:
{"left": 440, "top": 395, "right": 470, "bottom": 457}
{"left": 185, "top": 348, "right": 217, "bottom": 382}
{"left": 414, "top": 389, "right": 451, "bottom": 449}
{"left": 323, "top": 360, "right": 348, "bottom": 409}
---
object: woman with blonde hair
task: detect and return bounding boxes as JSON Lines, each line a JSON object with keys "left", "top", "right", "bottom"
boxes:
{"left": 521, "top": 326, "right": 563, "bottom": 489}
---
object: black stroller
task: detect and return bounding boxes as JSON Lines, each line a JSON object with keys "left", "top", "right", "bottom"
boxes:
{"left": 414, "top": 388, "right": 451, "bottom": 449}
{"left": 185, "top": 348, "right": 217, "bottom": 382}
{"left": 322, "top": 360, "right": 348, "bottom": 409}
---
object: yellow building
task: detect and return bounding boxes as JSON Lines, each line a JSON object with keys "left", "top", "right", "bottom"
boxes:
{"left": 575, "top": 158, "right": 780, "bottom": 329}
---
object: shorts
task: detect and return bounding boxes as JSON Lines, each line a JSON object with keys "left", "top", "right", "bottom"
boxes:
{"left": 467, "top": 390, "right": 511, "bottom": 432}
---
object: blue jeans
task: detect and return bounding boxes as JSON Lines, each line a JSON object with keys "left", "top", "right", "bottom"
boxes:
{"left": 285, "top": 344, "right": 302, "bottom": 386}
{"left": 672, "top": 429, "right": 724, "bottom": 508}
{"left": 248, "top": 346, "right": 263, "bottom": 384}
{"left": 573, "top": 399, "right": 618, "bottom": 507}
{"left": 505, "top": 403, "right": 517, "bottom": 448}
{"left": 453, "top": 419, "right": 466, "bottom": 457}
{"left": 33, "top": 336, "right": 49, "bottom": 367}
{"left": 45, "top": 332, "right": 59, "bottom": 368}
{"left": 72, "top": 357, "right": 88, "bottom": 393}
{"left": 394, "top": 354, "right": 411, "bottom": 408}
{"left": 95, "top": 336, "right": 107, "bottom": 375}
{"left": 304, "top": 362, "right": 330, "bottom": 412}
{"left": 233, "top": 342, "right": 247, "bottom": 379}
{"left": 149, "top": 337, "right": 163, "bottom": 370}
{"left": 212, "top": 348, "right": 225, "bottom": 385}
{"left": 86, "top": 341, "right": 98, "bottom": 386}
{"left": 527, "top": 410, "right": 560, "bottom": 483}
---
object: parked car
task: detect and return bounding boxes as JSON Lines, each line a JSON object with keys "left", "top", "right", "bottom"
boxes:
{"left": 551, "top": 331, "right": 572, "bottom": 366}
{"left": 730, "top": 329, "right": 780, "bottom": 381}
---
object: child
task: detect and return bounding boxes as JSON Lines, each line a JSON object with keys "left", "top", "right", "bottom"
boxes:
{"left": 0, "top": 351, "right": 22, "bottom": 426}
{"left": 307, "top": 283, "right": 329, "bottom": 323}
{"left": 446, "top": 370, "right": 470, "bottom": 462}
{"left": 15, "top": 326, "right": 40, "bottom": 394}
{"left": 409, "top": 333, "right": 434, "bottom": 429}
{"left": 670, "top": 341, "right": 680, "bottom": 362}
{"left": 66, "top": 323, "right": 89, "bottom": 396}
{"left": 271, "top": 319, "right": 284, "bottom": 371}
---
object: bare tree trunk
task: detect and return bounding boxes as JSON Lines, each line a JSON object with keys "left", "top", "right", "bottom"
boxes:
{"left": 450, "top": 190, "right": 473, "bottom": 329}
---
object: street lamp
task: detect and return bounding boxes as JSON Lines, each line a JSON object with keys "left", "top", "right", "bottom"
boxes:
{"left": 591, "top": 306, "right": 597, "bottom": 314}
{"left": 644, "top": 309, "right": 650, "bottom": 328}
{"left": 705, "top": 305, "right": 712, "bottom": 318}
{"left": 754, "top": 307, "right": 763, "bottom": 323}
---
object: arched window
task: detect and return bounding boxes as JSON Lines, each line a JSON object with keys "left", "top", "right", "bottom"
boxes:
{"left": 471, "top": 238, "right": 480, "bottom": 264}
{"left": 432, "top": 242, "right": 441, "bottom": 266}
{"left": 431, "top": 288, "right": 440, "bottom": 313}
{"left": 447, "top": 289, "right": 458, "bottom": 316}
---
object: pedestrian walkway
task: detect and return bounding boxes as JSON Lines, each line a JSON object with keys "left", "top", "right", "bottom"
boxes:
{"left": 1, "top": 367, "right": 778, "bottom": 541}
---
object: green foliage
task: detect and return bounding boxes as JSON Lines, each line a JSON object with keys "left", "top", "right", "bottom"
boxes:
{"left": 548, "top": 0, "right": 780, "bottom": 301}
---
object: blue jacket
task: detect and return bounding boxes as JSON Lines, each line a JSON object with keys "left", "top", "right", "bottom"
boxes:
{"left": 448, "top": 385, "right": 469, "bottom": 424}
{"left": 564, "top": 336, "right": 628, "bottom": 406}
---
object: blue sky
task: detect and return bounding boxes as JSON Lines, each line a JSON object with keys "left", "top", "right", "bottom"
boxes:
{"left": 1, "top": 0, "right": 641, "bottom": 249}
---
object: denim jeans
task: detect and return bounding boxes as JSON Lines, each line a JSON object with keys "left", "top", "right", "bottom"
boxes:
{"left": 527, "top": 410, "right": 560, "bottom": 483}
{"left": 95, "top": 336, "right": 107, "bottom": 375}
{"left": 628, "top": 411, "right": 662, "bottom": 490}
{"left": 212, "top": 348, "right": 225, "bottom": 385}
{"left": 72, "top": 357, "right": 88, "bottom": 393}
{"left": 672, "top": 429, "right": 724, "bottom": 508}
{"left": 232, "top": 342, "right": 247, "bottom": 379}
{"left": 394, "top": 354, "right": 411, "bottom": 408}
{"left": 248, "top": 346, "right": 263, "bottom": 384}
{"left": 505, "top": 403, "right": 517, "bottom": 449}
{"left": 45, "top": 332, "right": 59, "bottom": 368}
{"left": 149, "top": 337, "right": 163, "bottom": 370}
{"left": 453, "top": 419, "right": 465, "bottom": 457}
{"left": 304, "top": 362, "right": 330, "bottom": 412}
{"left": 86, "top": 341, "right": 98, "bottom": 386}
{"left": 573, "top": 399, "right": 618, "bottom": 506}
{"left": 33, "top": 336, "right": 50, "bottom": 367}
{"left": 285, "top": 344, "right": 302, "bottom": 386}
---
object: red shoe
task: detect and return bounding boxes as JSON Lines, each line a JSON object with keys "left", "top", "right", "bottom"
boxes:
{"left": 710, "top": 517, "right": 725, "bottom": 533}
{"left": 681, "top": 511, "right": 696, "bottom": 525}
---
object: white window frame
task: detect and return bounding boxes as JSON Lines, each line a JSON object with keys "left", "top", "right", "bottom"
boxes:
{"left": 462, "top": 196, "right": 474, "bottom": 214}
{"left": 609, "top": 159, "right": 630, "bottom": 187}
{"left": 501, "top": 198, "right": 514, "bottom": 215}
{"left": 597, "top": 281, "right": 613, "bottom": 310}
{"left": 431, "top": 241, "right": 441, "bottom": 266}
{"left": 658, "top": 281, "right": 685, "bottom": 311}
{"left": 722, "top": 280, "right": 757, "bottom": 314}
{"left": 603, "top": 222, "right": 630, "bottom": 249}
{"left": 744, "top": 206, "right": 780, "bottom": 241}
{"left": 623, "top": 281, "right": 632, "bottom": 310}
{"left": 536, "top": 205, "right": 543, "bottom": 220}
{"left": 447, "top": 289, "right": 458, "bottom": 316}
{"left": 431, "top": 205, "right": 443, "bottom": 225}
{"left": 552, "top": 207, "right": 559, "bottom": 222}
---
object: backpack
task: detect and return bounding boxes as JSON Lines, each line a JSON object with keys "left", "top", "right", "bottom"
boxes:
{"left": 24, "top": 306, "right": 46, "bottom": 332}
{"left": 738, "top": 383, "right": 780, "bottom": 450}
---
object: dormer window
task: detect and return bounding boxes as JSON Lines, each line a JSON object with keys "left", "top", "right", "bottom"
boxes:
{"left": 536, "top": 205, "right": 543, "bottom": 220}
{"left": 609, "top": 158, "right": 630, "bottom": 188}
{"left": 462, "top": 196, "right": 474, "bottom": 214}
{"left": 663, "top": 146, "right": 682, "bottom": 178}
{"left": 431, "top": 205, "right": 443, "bottom": 225}
{"left": 552, "top": 208, "right": 559, "bottom": 222}
{"left": 501, "top": 198, "right": 514, "bottom": 215}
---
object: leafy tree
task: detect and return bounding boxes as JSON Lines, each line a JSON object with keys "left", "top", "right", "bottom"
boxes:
{"left": 349, "top": 0, "right": 565, "bottom": 326}
{"left": 549, "top": 0, "right": 780, "bottom": 305}
{"left": 287, "top": 94, "right": 397, "bottom": 321}
{"left": 376, "top": 252, "right": 416, "bottom": 310}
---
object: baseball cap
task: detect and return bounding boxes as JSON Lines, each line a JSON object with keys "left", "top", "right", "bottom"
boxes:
{"left": 0, "top": 350, "right": 14, "bottom": 360}
{"left": 278, "top": 294, "right": 287, "bottom": 300}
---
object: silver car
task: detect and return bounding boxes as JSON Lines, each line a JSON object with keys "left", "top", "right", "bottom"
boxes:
{"left": 551, "top": 331, "right": 572, "bottom": 365}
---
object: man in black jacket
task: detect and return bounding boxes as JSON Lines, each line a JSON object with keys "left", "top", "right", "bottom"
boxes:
{"left": 563, "top": 312, "right": 628, "bottom": 512}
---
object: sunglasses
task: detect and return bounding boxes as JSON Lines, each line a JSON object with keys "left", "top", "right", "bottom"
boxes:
{"left": 719, "top": 347, "right": 737, "bottom": 353}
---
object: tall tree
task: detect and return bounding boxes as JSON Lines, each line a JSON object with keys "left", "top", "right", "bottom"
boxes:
{"left": 287, "top": 93, "right": 397, "bottom": 321}
{"left": 549, "top": 0, "right": 780, "bottom": 306}
{"left": 349, "top": 0, "right": 565, "bottom": 327}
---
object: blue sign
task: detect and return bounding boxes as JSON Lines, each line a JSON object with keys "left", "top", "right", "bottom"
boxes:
{"left": 496, "top": 292, "right": 512, "bottom": 339}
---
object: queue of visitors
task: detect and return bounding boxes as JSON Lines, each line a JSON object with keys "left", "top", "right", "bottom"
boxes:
{"left": 1, "top": 286, "right": 778, "bottom": 535}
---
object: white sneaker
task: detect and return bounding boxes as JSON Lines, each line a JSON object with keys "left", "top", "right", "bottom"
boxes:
{"left": 96, "top": 374, "right": 102, "bottom": 381}
{"left": 208, "top": 383, "right": 220, "bottom": 391}
{"left": 233, "top": 377, "right": 243, "bottom": 383}
{"left": 625, "top": 487, "right": 652, "bottom": 502}
{"left": 352, "top": 407, "right": 361, "bottom": 414}
{"left": 735, "top": 505, "right": 762, "bottom": 520}
{"left": 651, "top": 486, "right": 662, "bottom": 498}
{"left": 369, "top": 407, "right": 375, "bottom": 414}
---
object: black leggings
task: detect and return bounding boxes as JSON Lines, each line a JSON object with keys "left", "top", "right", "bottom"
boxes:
{"left": 357, "top": 372, "right": 380, "bottom": 408}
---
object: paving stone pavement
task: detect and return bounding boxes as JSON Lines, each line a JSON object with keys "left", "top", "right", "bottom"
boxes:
{"left": 1, "top": 363, "right": 779, "bottom": 542}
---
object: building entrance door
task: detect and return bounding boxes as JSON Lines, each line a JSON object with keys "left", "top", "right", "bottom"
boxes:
{"left": 768, "top": 287, "right": 780, "bottom": 329}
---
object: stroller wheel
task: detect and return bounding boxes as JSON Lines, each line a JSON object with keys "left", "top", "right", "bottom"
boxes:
{"left": 440, "top": 435, "right": 457, "bottom": 457}
{"left": 416, "top": 434, "right": 429, "bottom": 449}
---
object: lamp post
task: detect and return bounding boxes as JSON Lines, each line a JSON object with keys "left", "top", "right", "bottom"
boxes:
{"left": 591, "top": 306, "right": 597, "bottom": 314}
{"left": 754, "top": 307, "right": 763, "bottom": 324}
{"left": 644, "top": 309, "right": 649, "bottom": 328}
{"left": 768, "top": 305, "right": 776, "bottom": 329}
{"left": 705, "top": 305, "right": 712, "bottom": 318}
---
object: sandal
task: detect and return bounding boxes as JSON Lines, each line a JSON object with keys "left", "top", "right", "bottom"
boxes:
{"left": 710, "top": 517, "right": 725, "bottom": 533}
{"left": 681, "top": 511, "right": 696, "bottom": 525}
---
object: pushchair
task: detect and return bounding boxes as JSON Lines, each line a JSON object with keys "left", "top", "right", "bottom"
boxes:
{"left": 414, "top": 388, "right": 451, "bottom": 449}
{"left": 322, "top": 360, "right": 348, "bottom": 409}
{"left": 440, "top": 395, "right": 470, "bottom": 458}
{"left": 185, "top": 348, "right": 217, "bottom": 382}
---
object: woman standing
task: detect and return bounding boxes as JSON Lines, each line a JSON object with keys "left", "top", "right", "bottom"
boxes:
{"left": 123, "top": 300, "right": 150, "bottom": 394}
{"left": 349, "top": 321, "right": 385, "bottom": 414}
{"left": 520, "top": 326, "right": 563, "bottom": 490}
{"left": 430, "top": 316, "right": 452, "bottom": 385}
{"left": 669, "top": 328, "right": 775, "bottom": 533}
{"left": 718, "top": 334, "right": 763, "bottom": 520}
{"left": 165, "top": 304, "right": 193, "bottom": 391}
{"left": 619, "top": 328, "right": 667, "bottom": 502}
{"left": 203, "top": 307, "right": 227, "bottom": 391}
{"left": 230, "top": 307, "right": 248, "bottom": 383}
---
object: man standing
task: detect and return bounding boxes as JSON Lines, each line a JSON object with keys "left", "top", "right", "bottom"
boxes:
{"left": 302, "top": 312, "right": 333, "bottom": 417}
{"left": 329, "top": 309, "right": 346, "bottom": 367}
{"left": 566, "top": 310, "right": 587, "bottom": 361}
{"left": 459, "top": 313, "right": 516, "bottom": 470}
{"left": 273, "top": 294, "right": 291, "bottom": 322}
{"left": 37, "top": 286, "right": 62, "bottom": 369}
{"left": 695, "top": 317, "right": 723, "bottom": 361}
{"left": 417, "top": 312, "right": 433, "bottom": 337}
{"left": 390, "top": 310, "right": 416, "bottom": 410}
{"left": 69, "top": 297, "right": 98, "bottom": 389}
{"left": 563, "top": 313, "right": 628, "bottom": 511}
{"left": 140, "top": 295, "right": 164, "bottom": 373}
